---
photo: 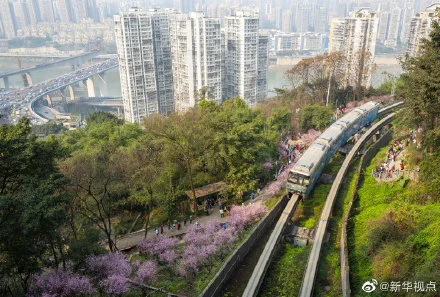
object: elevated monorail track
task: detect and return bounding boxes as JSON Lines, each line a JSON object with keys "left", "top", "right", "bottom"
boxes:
{"left": 377, "top": 100, "right": 404, "bottom": 117}
{"left": 241, "top": 101, "right": 403, "bottom": 297}
{"left": 243, "top": 194, "right": 301, "bottom": 297}
{"left": 299, "top": 112, "right": 398, "bottom": 297}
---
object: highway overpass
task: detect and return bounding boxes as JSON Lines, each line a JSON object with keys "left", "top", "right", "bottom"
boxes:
{"left": 0, "top": 51, "right": 101, "bottom": 89}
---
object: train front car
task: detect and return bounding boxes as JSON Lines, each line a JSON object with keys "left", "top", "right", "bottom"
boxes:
{"left": 287, "top": 142, "right": 328, "bottom": 197}
{"left": 286, "top": 101, "right": 380, "bottom": 198}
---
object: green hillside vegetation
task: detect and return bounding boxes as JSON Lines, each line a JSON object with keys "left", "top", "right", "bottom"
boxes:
{"left": 349, "top": 18, "right": 440, "bottom": 297}
{"left": 349, "top": 143, "right": 440, "bottom": 297}
{"left": 1, "top": 96, "right": 299, "bottom": 295}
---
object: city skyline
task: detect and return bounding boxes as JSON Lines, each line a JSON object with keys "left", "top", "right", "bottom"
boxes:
{"left": 1, "top": 1, "right": 439, "bottom": 39}
{"left": 1, "top": 0, "right": 440, "bottom": 124}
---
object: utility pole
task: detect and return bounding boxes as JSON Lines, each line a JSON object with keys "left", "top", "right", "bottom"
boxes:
{"left": 391, "top": 78, "right": 397, "bottom": 97}
{"left": 326, "top": 71, "right": 332, "bottom": 107}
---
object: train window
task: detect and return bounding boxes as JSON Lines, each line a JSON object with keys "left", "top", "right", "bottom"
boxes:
{"left": 288, "top": 172, "right": 299, "bottom": 183}
{"left": 289, "top": 173, "right": 309, "bottom": 186}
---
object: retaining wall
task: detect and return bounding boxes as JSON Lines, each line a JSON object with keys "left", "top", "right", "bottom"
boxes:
{"left": 198, "top": 194, "right": 289, "bottom": 297}
{"left": 340, "top": 130, "right": 393, "bottom": 297}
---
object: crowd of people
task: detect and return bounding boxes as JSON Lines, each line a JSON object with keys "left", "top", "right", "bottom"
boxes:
{"left": 333, "top": 105, "right": 347, "bottom": 120}
{"left": 154, "top": 216, "right": 198, "bottom": 236}
{"left": 373, "top": 139, "right": 405, "bottom": 180}
{"left": 153, "top": 198, "right": 234, "bottom": 237}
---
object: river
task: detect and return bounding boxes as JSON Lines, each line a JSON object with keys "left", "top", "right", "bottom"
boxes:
{"left": 0, "top": 54, "right": 402, "bottom": 116}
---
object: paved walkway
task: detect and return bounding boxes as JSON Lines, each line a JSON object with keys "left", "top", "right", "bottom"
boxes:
{"left": 116, "top": 209, "right": 226, "bottom": 250}
{"left": 115, "top": 159, "right": 298, "bottom": 251}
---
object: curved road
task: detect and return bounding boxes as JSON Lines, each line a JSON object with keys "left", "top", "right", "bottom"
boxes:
{"left": 28, "top": 59, "right": 118, "bottom": 122}
{"left": 1, "top": 58, "right": 118, "bottom": 124}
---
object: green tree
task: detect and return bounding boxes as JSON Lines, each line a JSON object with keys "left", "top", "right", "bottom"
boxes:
{"left": 124, "top": 135, "right": 165, "bottom": 237}
{"left": 61, "top": 146, "right": 129, "bottom": 252}
{"left": 143, "top": 110, "right": 209, "bottom": 212}
{"left": 399, "top": 20, "right": 440, "bottom": 135}
{"left": 0, "top": 118, "right": 68, "bottom": 295}
{"left": 201, "top": 97, "right": 274, "bottom": 200}
{"left": 268, "top": 107, "right": 292, "bottom": 134}
{"left": 60, "top": 118, "right": 143, "bottom": 251}
{"left": 196, "top": 86, "right": 214, "bottom": 104}
{"left": 31, "top": 120, "right": 67, "bottom": 136}
{"left": 86, "top": 111, "right": 124, "bottom": 126}
{"left": 299, "top": 105, "right": 333, "bottom": 132}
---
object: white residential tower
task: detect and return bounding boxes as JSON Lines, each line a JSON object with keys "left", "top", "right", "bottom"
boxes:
{"left": 114, "top": 8, "right": 174, "bottom": 124}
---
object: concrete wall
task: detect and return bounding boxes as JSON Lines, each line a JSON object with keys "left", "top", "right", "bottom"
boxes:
{"left": 340, "top": 129, "right": 393, "bottom": 297}
{"left": 198, "top": 195, "right": 289, "bottom": 297}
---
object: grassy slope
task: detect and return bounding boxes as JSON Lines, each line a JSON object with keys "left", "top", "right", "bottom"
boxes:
{"left": 259, "top": 244, "right": 310, "bottom": 297}
{"left": 349, "top": 143, "right": 440, "bottom": 297}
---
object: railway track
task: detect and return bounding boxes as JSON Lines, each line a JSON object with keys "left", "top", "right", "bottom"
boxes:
{"left": 299, "top": 105, "right": 401, "bottom": 297}
{"left": 243, "top": 194, "right": 300, "bottom": 297}
{"left": 241, "top": 101, "right": 404, "bottom": 297}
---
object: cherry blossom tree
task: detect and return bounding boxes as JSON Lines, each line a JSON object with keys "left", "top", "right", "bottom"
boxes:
{"left": 100, "top": 275, "right": 130, "bottom": 295}
{"left": 87, "top": 253, "right": 132, "bottom": 295}
{"left": 28, "top": 270, "right": 94, "bottom": 297}
{"left": 87, "top": 253, "right": 132, "bottom": 280}
{"left": 134, "top": 260, "right": 158, "bottom": 284}
{"left": 228, "top": 202, "right": 267, "bottom": 230}
{"left": 138, "top": 236, "right": 179, "bottom": 259}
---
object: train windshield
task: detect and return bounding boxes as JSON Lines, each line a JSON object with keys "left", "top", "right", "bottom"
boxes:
{"left": 288, "top": 172, "right": 310, "bottom": 186}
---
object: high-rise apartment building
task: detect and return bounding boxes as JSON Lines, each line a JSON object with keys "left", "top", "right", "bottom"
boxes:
{"left": 11, "top": 0, "right": 28, "bottom": 29}
{"left": 38, "top": 0, "right": 56, "bottom": 23}
{"left": 55, "top": 0, "right": 73, "bottom": 22}
{"left": 169, "top": 12, "right": 222, "bottom": 112}
{"left": 407, "top": 4, "right": 440, "bottom": 57}
{"left": 329, "top": 8, "right": 379, "bottom": 88}
{"left": 384, "top": 7, "right": 401, "bottom": 47}
{"left": 0, "top": 0, "right": 16, "bottom": 38}
{"left": 274, "top": 6, "right": 282, "bottom": 30}
{"left": 257, "top": 33, "right": 268, "bottom": 102}
{"left": 314, "top": 6, "right": 328, "bottom": 33}
{"left": 400, "top": 0, "right": 415, "bottom": 44}
{"left": 114, "top": 8, "right": 174, "bottom": 124}
{"left": 296, "top": 2, "right": 314, "bottom": 32}
{"left": 377, "top": 11, "right": 390, "bottom": 43}
{"left": 224, "top": 8, "right": 268, "bottom": 105}
{"left": 178, "top": 0, "right": 194, "bottom": 14}
{"left": 281, "top": 9, "right": 292, "bottom": 33}
{"left": 72, "top": 0, "right": 88, "bottom": 23}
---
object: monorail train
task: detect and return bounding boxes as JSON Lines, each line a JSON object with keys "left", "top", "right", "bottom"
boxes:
{"left": 286, "top": 101, "right": 381, "bottom": 198}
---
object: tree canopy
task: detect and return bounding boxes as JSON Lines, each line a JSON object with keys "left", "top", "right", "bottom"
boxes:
{"left": 299, "top": 104, "right": 333, "bottom": 132}
{"left": 399, "top": 21, "right": 440, "bottom": 134}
